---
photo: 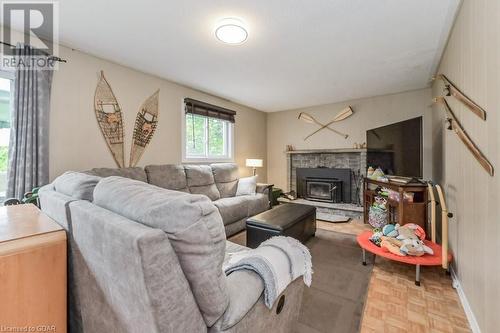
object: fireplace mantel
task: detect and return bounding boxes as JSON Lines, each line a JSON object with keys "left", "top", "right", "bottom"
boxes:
{"left": 285, "top": 148, "right": 366, "bottom": 154}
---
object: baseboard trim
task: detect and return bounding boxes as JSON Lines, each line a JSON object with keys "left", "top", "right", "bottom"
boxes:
{"left": 450, "top": 266, "right": 481, "bottom": 333}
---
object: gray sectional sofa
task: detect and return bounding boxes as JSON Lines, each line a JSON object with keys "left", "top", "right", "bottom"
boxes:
{"left": 39, "top": 172, "right": 303, "bottom": 333}
{"left": 86, "top": 163, "right": 273, "bottom": 237}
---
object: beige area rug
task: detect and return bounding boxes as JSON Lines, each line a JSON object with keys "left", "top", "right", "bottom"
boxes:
{"left": 229, "top": 228, "right": 374, "bottom": 333}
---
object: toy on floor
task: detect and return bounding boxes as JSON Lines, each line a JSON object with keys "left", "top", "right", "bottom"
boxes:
{"left": 382, "top": 224, "right": 398, "bottom": 237}
{"left": 375, "top": 223, "right": 433, "bottom": 257}
{"left": 380, "top": 236, "right": 404, "bottom": 256}
{"left": 369, "top": 229, "right": 383, "bottom": 246}
{"left": 400, "top": 239, "right": 433, "bottom": 256}
{"left": 396, "top": 223, "right": 426, "bottom": 241}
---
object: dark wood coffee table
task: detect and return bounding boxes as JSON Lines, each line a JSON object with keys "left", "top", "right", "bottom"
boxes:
{"left": 246, "top": 203, "right": 316, "bottom": 248}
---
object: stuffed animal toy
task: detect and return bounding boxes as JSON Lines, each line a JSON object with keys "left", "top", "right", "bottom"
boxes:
{"left": 400, "top": 239, "right": 434, "bottom": 256}
{"left": 373, "top": 196, "right": 387, "bottom": 210}
{"left": 382, "top": 224, "right": 399, "bottom": 238}
{"left": 402, "top": 223, "right": 426, "bottom": 240}
{"left": 370, "top": 167, "right": 385, "bottom": 180}
{"left": 380, "top": 236, "right": 404, "bottom": 256}
{"left": 395, "top": 225, "right": 419, "bottom": 241}
{"left": 367, "top": 166, "right": 374, "bottom": 178}
{"left": 369, "top": 231, "right": 383, "bottom": 247}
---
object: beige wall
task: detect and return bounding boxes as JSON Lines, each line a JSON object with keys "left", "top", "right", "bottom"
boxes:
{"left": 49, "top": 46, "right": 267, "bottom": 181}
{"left": 431, "top": 1, "right": 499, "bottom": 331}
{"left": 266, "top": 88, "right": 432, "bottom": 189}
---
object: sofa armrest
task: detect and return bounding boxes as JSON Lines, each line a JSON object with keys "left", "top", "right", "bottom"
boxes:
{"left": 215, "top": 270, "right": 264, "bottom": 330}
{"left": 256, "top": 183, "right": 274, "bottom": 208}
{"left": 210, "top": 275, "right": 304, "bottom": 333}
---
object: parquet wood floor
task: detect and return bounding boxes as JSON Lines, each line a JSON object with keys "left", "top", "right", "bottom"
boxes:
{"left": 323, "top": 219, "right": 471, "bottom": 333}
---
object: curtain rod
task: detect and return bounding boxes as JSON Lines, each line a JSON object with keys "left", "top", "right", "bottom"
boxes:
{"left": 0, "top": 41, "right": 67, "bottom": 63}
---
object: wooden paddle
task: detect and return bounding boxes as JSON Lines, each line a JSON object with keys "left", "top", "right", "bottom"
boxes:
{"left": 298, "top": 112, "right": 349, "bottom": 140}
{"left": 434, "top": 97, "right": 494, "bottom": 176}
{"left": 434, "top": 74, "right": 487, "bottom": 120}
{"left": 303, "top": 106, "right": 353, "bottom": 140}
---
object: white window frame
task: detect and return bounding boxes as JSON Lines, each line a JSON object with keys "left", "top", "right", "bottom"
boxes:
{"left": 0, "top": 70, "right": 14, "bottom": 202}
{"left": 181, "top": 99, "right": 234, "bottom": 163}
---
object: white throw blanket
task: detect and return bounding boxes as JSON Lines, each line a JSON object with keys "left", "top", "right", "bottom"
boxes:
{"left": 223, "top": 236, "right": 313, "bottom": 309}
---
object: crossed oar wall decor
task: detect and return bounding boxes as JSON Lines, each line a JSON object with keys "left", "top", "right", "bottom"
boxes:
{"left": 298, "top": 106, "right": 353, "bottom": 140}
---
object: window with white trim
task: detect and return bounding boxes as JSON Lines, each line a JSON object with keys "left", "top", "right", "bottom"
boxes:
{"left": 183, "top": 98, "right": 235, "bottom": 162}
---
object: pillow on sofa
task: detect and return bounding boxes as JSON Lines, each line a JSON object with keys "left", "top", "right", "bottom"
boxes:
{"left": 52, "top": 171, "right": 101, "bottom": 201}
{"left": 236, "top": 175, "right": 257, "bottom": 196}
{"left": 93, "top": 177, "right": 228, "bottom": 326}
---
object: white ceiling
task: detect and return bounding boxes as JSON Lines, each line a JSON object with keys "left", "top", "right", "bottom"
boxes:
{"left": 6, "top": 0, "right": 460, "bottom": 112}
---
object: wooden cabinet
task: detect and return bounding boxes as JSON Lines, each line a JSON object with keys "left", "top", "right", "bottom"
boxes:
{"left": 363, "top": 178, "right": 428, "bottom": 234}
{"left": 0, "top": 204, "right": 67, "bottom": 333}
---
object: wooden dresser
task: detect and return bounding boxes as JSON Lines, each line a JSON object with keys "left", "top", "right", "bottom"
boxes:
{"left": 0, "top": 204, "right": 67, "bottom": 333}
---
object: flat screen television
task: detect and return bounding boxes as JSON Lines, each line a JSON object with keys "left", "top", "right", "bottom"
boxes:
{"left": 366, "top": 116, "right": 422, "bottom": 178}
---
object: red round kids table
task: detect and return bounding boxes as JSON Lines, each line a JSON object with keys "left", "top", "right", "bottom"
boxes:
{"left": 356, "top": 231, "right": 452, "bottom": 286}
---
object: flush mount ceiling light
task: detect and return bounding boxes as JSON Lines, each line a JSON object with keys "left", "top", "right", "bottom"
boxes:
{"left": 215, "top": 18, "right": 248, "bottom": 45}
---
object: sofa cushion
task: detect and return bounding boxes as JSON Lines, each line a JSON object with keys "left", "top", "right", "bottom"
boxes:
{"left": 93, "top": 177, "right": 228, "bottom": 326}
{"left": 224, "top": 219, "right": 247, "bottom": 238}
{"left": 236, "top": 176, "right": 257, "bottom": 196}
{"left": 247, "top": 193, "right": 270, "bottom": 217}
{"left": 145, "top": 164, "right": 189, "bottom": 192}
{"left": 185, "top": 165, "right": 221, "bottom": 201}
{"left": 52, "top": 171, "right": 101, "bottom": 201}
{"left": 213, "top": 196, "right": 250, "bottom": 226}
{"left": 211, "top": 163, "right": 239, "bottom": 198}
{"left": 87, "top": 167, "right": 147, "bottom": 182}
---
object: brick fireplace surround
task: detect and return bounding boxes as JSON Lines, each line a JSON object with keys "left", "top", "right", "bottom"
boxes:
{"left": 285, "top": 149, "right": 367, "bottom": 220}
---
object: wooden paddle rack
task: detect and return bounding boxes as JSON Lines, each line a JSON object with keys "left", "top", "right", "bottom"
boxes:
{"left": 363, "top": 178, "right": 428, "bottom": 234}
{"left": 433, "top": 74, "right": 494, "bottom": 176}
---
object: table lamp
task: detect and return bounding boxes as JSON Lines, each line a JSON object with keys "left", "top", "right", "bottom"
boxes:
{"left": 246, "top": 159, "right": 263, "bottom": 176}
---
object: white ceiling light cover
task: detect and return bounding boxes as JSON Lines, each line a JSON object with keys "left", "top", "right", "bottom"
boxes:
{"left": 215, "top": 18, "right": 248, "bottom": 44}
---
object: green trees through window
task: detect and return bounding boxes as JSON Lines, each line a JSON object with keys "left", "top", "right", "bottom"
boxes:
{"left": 185, "top": 113, "right": 231, "bottom": 160}
{"left": 208, "top": 118, "right": 225, "bottom": 156}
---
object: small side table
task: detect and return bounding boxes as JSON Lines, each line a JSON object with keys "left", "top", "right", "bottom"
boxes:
{"left": 356, "top": 230, "right": 452, "bottom": 286}
{"left": 0, "top": 204, "right": 67, "bottom": 332}
{"left": 271, "top": 187, "right": 283, "bottom": 206}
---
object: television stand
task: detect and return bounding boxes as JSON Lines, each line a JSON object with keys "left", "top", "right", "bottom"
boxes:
{"left": 363, "top": 178, "right": 428, "bottom": 234}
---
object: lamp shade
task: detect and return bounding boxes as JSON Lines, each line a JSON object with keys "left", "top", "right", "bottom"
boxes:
{"left": 246, "top": 159, "right": 263, "bottom": 168}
